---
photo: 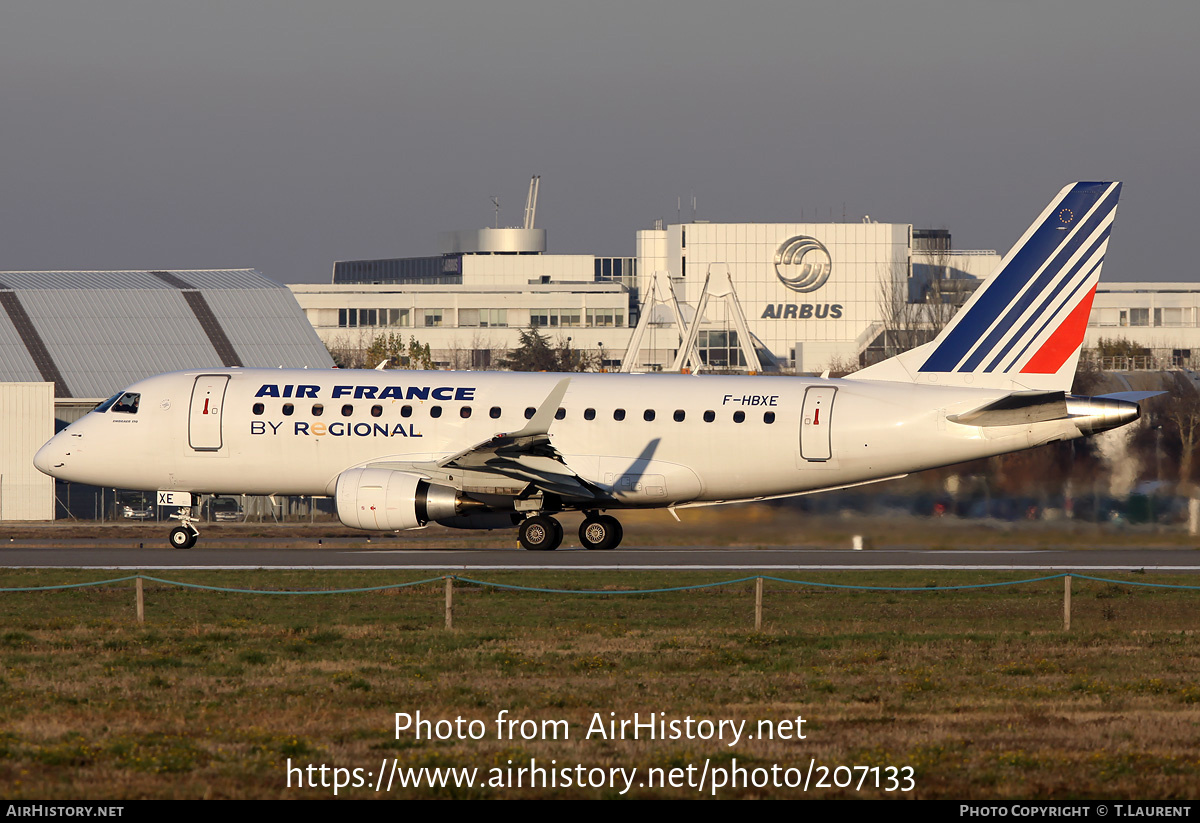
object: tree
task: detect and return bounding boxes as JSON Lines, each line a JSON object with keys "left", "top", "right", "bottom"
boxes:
{"left": 360, "top": 333, "right": 433, "bottom": 370}
{"left": 1163, "top": 372, "right": 1200, "bottom": 492}
{"left": 502, "top": 327, "right": 595, "bottom": 372}
{"left": 502, "top": 327, "right": 561, "bottom": 371}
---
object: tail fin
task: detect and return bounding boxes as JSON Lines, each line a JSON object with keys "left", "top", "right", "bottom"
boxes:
{"left": 850, "top": 182, "right": 1122, "bottom": 391}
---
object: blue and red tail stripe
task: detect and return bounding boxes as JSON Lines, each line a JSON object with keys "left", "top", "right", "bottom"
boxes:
{"left": 919, "top": 182, "right": 1121, "bottom": 375}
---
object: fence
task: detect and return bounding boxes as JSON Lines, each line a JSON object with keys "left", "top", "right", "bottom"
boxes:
{"left": 4, "top": 572, "right": 1198, "bottom": 632}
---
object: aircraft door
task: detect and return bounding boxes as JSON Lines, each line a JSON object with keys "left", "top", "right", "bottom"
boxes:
{"left": 800, "top": 386, "right": 836, "bottom": 462}
{"left": 189, "top": 375, "right": 230, "bottom": 451}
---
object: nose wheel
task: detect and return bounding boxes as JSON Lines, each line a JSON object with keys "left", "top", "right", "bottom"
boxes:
{"left": 579, "top": 514, "right": 623, "bottom": 550}
{"left": 519, "top": 515, "right": 563, "bottom": 551}
{"left": 168, "top": 525, "right": 198, "bottom": 550}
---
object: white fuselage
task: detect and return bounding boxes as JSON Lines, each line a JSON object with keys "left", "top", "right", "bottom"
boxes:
{"left": 36, "top": 367, "right": 1096, "bottom": 509}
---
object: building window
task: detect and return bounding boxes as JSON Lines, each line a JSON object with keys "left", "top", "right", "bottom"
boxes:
{"left": 1130, "top": 308, "right": 1150, "bottom": 327}
{"left": 698, "top": 329, "right": 748, "bottom": 368}
{"left": 387, "top": 309, "right": 411, "bottom": 327}
{"left": 423, "top": 309, "right": 443, "bottom": 327}
{"left": 587, "top": 308, "right": 624, "bottom": 328}
{"left": 530, "top": 308, "right": 580, "bottom": 328}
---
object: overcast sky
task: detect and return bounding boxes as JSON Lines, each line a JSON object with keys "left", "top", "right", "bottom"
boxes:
{"left": 1, "top": 1, "right": 1195, "bottom": 283}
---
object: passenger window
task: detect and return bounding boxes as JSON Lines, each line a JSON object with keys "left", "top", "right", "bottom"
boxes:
{"left": 253, "top": 403, "right": 264, "bottom": 415}
{"left": 584, "top": 408, "right": 596, "bottom": 421}
{"left": 460, "top": 406, "right": 472, "bottom": 419}
{"left": 430, "top": 406, "right": 443, "bottom": 418}
{"left": 401, "top": 405, "right": 412, "bottom": 418}
{"left": 371, "top": 405, "right": 383, "bottom": 418}
{"left": 703, "top": 410, "right": 715, "bottom": 423}
{"left": 282, "top": 403, "right": 294, "bottom": 416}
{"left": 524, "top": 407, "right": 536, "bottom": 420}
{"left": 111, "top": 392, "right": 140, "bottom": 414}
{"left": 490, "top": 406, "right": 502, "bottom": 419}
{"left": 613, "top": 409, "right": 626, "bottom": 421}
{"left": 341, "top": 404, "right": 353, "bottom": 417}
{"left": 673, "top": 410, "right": 685, "bottom": 422}
{"left": 312, "top": 404, "right": 324, "bottom": 416}
{"left": 764, "top": 411, "right": 775, "bottom": 424}
{"left": 733, "top": 411, "right": 745, "bottom": 423}
{"left": 643, "top": 409, "right": 656, "bottom": 422}
{"left": 555, "top": 408, "right": 566, "bottom": 420}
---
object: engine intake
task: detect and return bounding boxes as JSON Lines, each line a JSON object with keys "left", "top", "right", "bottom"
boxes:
{"left": 335, "top": 468, "right": 466, "bottom": 530}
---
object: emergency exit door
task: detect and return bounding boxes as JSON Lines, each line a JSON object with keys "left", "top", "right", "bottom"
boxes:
{"left": 189, "top": 375, "right": 230, "bottom": 451}
{"left": 800, "top": 386, "right": 836, "bottom": 461}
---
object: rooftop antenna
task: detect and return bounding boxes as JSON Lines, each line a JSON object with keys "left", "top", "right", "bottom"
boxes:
{"left": 491, "top": 197, "right": 500, "bottom": 229}
{"left": 523, "top": 175, "right": 541, "bottom": 229}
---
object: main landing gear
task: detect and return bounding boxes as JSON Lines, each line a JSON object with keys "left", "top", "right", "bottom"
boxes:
{"left": 579, "top": 514, "right": 622, "bottom": 551}
{"left": 517, "top": 512, "right": 624, "bottom": 551}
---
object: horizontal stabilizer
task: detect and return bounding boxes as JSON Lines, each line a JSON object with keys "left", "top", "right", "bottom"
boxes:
{"left": 1096, "top": 391, "right": 1166, "bottom": 404}
{"left": 948, "top": 391, "right": 1067, "bottom": 427}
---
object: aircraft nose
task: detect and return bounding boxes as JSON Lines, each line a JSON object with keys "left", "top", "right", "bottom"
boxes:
{"left": 33, "top": 434, "right": 65, "bottom": 477}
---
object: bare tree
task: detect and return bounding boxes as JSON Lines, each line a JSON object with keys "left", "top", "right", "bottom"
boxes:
{"left": 1164, "top": 372, "right": 1200, "bottom": 492}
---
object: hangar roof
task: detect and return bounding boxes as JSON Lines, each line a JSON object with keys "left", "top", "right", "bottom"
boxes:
{"left": 0, "top": 269, "right": 334, "bottom": 398}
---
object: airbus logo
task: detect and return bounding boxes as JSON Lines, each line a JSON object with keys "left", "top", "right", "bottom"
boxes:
{"left": 774, "top": 236, "right": 832, "bottom": 293}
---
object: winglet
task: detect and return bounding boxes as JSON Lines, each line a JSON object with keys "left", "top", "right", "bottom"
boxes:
{"left": 507, "top": 377, "right": 571, "bottom": 438}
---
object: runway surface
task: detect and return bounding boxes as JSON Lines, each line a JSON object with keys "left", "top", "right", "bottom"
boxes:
{"left": 4, "top": 540, "right": 1200, "bottom": 571}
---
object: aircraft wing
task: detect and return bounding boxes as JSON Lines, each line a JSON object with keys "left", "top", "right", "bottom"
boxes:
{"left": 435, "top": 377, "right": 603, "bottom": 500}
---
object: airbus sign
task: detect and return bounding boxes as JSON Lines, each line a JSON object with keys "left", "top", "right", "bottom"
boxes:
{"left": 774, "top": 236, "right": 832, "bottom": 293}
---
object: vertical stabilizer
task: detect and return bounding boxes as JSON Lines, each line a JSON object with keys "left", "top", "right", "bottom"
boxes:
{"left": 849, "top": 182, "right": 1121, "bottom": 392}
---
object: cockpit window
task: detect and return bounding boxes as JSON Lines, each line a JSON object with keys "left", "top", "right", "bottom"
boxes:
{"left": 111, "top": 392, "right": 140, "bottom": 414}
{"left": 95, "top": 391, "right": 140, "bottom": 414}
{"left": 94, "top": 392, "right": 122, "bottom": 413}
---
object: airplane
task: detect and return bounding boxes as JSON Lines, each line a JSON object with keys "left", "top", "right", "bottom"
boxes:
{"left": 34, "top": 182, "right": 1151, "bottom": 551}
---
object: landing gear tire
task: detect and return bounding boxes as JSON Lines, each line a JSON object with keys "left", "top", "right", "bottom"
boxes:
{"left": 579, "top": 514, "right": 623, "bottom": 550}
{"left": 169, "top": 526, "right": 197, "bottom": 550}
{"left": 519, "top": 515, "right": 563, "bottom": 551}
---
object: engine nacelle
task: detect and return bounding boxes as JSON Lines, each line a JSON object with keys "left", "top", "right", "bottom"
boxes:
{"left": 335, "top": 468, "right": 462, "bottom": 531}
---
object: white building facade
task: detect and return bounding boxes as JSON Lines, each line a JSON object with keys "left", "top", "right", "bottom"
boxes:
{"left": 292, "top": 210, "right": 1200, "bottom": 375}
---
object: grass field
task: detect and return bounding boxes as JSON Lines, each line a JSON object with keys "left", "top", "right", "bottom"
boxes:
{"left": 2, "top": 567, "right": 1200, "bottom": 799}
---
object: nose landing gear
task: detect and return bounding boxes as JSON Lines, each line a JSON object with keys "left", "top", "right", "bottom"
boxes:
{"left": 167, "top": 507, "right": 200, "bottom": 550}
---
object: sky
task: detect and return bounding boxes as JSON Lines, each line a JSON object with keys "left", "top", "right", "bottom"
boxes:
{"left": 0, "top": 1, "right": 1196, "bottom": 284}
